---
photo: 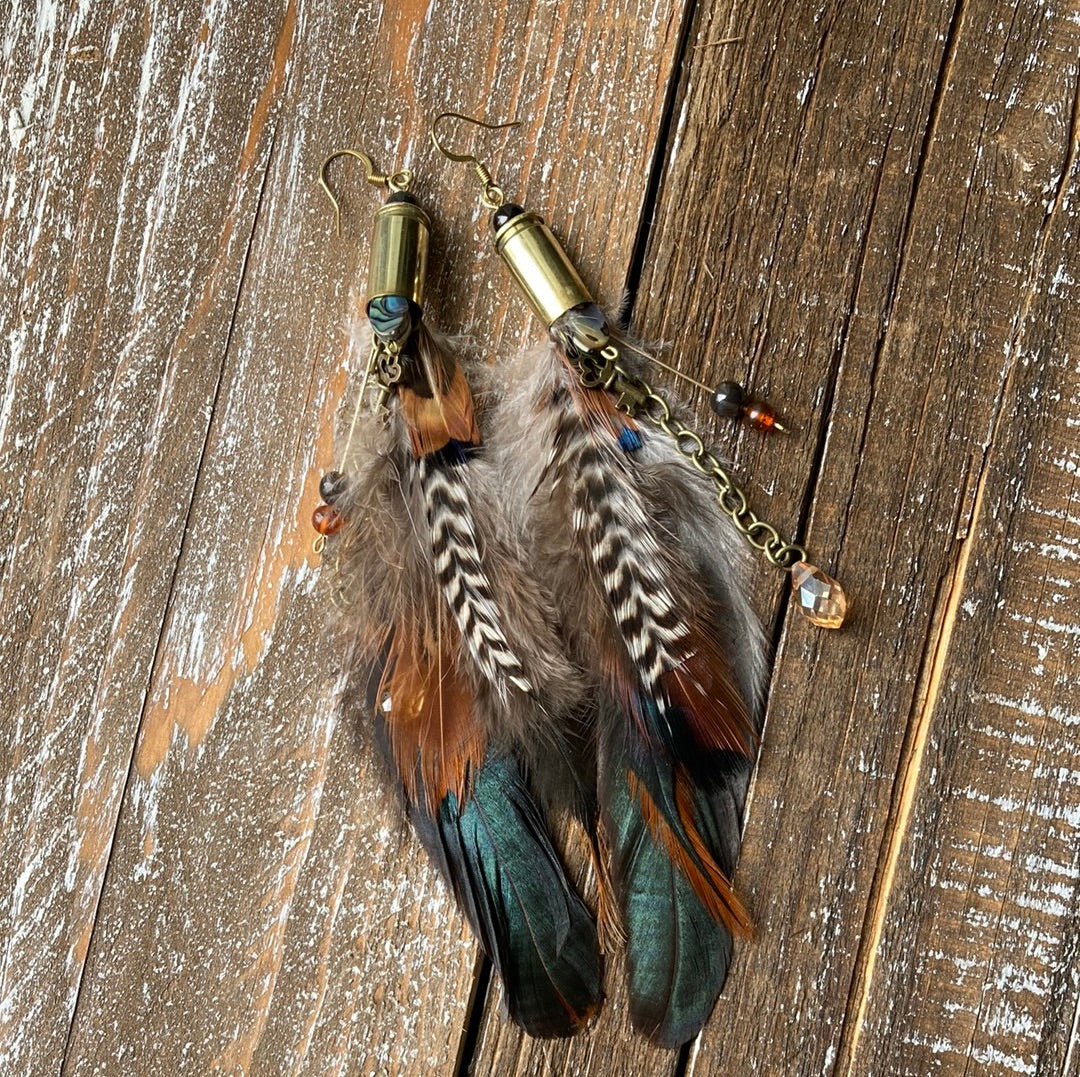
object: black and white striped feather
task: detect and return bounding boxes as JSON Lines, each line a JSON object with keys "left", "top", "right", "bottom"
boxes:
{"left": 554, "top": 400, "right": 691, "bottom": 710}
{"left": 419, "top": 456, "right": 532, "bottom": 695}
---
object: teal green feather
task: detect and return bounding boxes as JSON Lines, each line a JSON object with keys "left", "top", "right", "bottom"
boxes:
{"left": 409, "top": 748, "right": 604, "bottom": 1038}
{"left": 599, "top": 706, "right": 749, "bottom": 1046}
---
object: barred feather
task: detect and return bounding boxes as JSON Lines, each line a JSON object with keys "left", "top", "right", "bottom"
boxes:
{"left": 420, "top": 455, "right": 532, "bottom": 694}
{"left": 494, "top": 309, "right": 767, "bottom": 1046}
{"left": 556, "top": 399, "right": 689, "bottom": 710}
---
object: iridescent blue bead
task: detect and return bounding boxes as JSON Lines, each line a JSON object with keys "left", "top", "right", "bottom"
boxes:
{"left": 368, "top": 294, "right": 412, "bottom": 342}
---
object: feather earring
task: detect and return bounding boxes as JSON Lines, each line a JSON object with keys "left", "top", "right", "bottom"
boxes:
{"left": 312, "top": 149, "right": 603, "bottom": 1038}
{"left": 431, "top": 114, "right": 847, "bottom": 1046}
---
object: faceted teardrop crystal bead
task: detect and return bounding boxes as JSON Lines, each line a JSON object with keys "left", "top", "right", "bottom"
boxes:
{"left": 791, "top": 561, "right": 846, "bottom": 628}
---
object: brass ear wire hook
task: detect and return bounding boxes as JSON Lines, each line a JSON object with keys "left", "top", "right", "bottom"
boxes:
{"left": 318, "top": 149, "right": 414, "bottom": 235}
{"left": 430, "top": 111, "right": 521, "bottom": 209}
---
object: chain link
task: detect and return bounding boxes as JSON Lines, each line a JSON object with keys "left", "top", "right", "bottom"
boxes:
{"left": 578, "top": 348, "right": 807, "bottom": 571}
{"left": 366, "top": 339, "right": 404, "bottom": 413}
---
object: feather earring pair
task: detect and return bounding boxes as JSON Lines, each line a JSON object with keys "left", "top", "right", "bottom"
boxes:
{"left": 313, "top": 121, "right": 846, "bottom": 1047}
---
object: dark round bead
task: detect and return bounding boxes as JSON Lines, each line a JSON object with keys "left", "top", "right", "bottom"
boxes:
{"left": 319, "top": 470, "right": 348, "bottom": 503}
{"left": 710, "top": 381, "right": 746, "bottom": 419}
{"left": 386, "top": 191, "right": 419, "bottom": 206}
{"left": 492, "top": 203, "right": 525, "bottom": 232}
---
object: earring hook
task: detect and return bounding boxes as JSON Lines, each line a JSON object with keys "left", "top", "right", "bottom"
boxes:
{"left": 430, "top": 111, "right": 520, "bottom": 209}
{"left": 318, "top": 149, "right": 413, "bottom": 236}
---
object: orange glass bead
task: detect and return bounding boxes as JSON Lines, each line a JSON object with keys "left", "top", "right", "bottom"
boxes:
{"left": 743, "top": 401, "right": 785, "bottom": 432}
{"left": 312, "top": 503, "right": 344, "bottom": 536}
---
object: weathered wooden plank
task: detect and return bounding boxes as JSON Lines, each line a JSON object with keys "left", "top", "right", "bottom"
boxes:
{"left": 57, "top": 1, "right": 698, "bottom": 1074}
{"left": 635, "top": 0, "right": 965, "bottom": 1066}
{"left": 5, "top": 0, "right": 1076, "bottom": 1074}
{"left": 59, "top": 0, "right": 482, "bottom": 1070}
{"left": 628, "top": 0, "right": 1078, "bottom": 1074}
{"left": 0, "top": 3, "right": 290, "bottom": 1073}
{"left": 842, "top": 6, "right": 1080, "bottom": 1071}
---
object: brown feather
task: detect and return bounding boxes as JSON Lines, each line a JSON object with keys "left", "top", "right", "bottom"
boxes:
{"left": 662, "top": 623, "right": 759, "bottom": 757}
{"left": 674, "top": 770, "right": 753, "bottom": 937}
{"left": 400, "top": 328, "right": 481, "bottom": 457}
{"left": 593, "top": 818, "right": 628, "bottom": 951}
{"left": 567, "top": 376, "right": 638, "bottom": 441}
{"left": 379, "top": 622, "right": 486, "bottom": 812}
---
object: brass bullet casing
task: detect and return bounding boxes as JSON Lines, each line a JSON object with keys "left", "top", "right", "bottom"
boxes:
{"left": 368, "top": 199, "right": 431, "bottom": 309}
{"left": 494, "top": 212, "right": 593, "bottom": 326}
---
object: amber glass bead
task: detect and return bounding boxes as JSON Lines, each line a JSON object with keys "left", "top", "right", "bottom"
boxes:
{"left": 743, "top": 401, "right": 785, "bottom": 432}
{"left": 312, "top": 503, "right": 344, "bottom": 536}
{"left": 791, "top": 561, "right": 846, "bottom": 628}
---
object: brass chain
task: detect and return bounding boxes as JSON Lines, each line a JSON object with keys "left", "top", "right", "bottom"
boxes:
{"left": 578, "top": 346, "right": 806, "bottom": 571}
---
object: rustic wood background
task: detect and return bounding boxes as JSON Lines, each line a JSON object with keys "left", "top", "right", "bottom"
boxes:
{"left": 3, "top": 0, "right": 1078, "bottom": 1074}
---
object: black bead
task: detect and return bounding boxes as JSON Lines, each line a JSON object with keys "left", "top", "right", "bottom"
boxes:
{"left": 320, "top": 470, "right": 348, "bottom": 503}
{"left": 710, "top": 381, "right": 746, "bottom": 419}
{"left": 386, "top": 191, "right": 419, "bottom": 206}
{"left": 492, "top": 203, "right": 525, "bottom": 232}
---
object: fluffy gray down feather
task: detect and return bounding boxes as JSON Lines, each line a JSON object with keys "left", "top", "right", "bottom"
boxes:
{"left": 492, "top": 335, "right": 768, "bottom": 716}
{"left": 325, "top": 325, "right": 589, "bottom": 787}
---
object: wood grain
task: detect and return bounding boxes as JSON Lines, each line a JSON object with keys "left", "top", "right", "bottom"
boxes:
{"left": 635, "top": 0, "right": 1080, "bottom": 1074}
{"left": 1, "top": 1, "right": 295, "bottom": 1072}
{"left": 1, "top": 0, "right": 1077, "bottom": 1074}
{"left": 845, "top": 6, "right": 1080, "bottom": 1071}
{"left": 638, "top": 4, "right": 980, "bottom": 1071}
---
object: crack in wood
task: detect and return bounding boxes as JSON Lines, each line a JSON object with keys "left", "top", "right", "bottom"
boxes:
{"left": 836, "top": 453, "right": 990, "bottom": 1077}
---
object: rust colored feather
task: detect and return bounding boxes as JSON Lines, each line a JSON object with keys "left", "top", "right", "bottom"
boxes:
{"left": 662, "top": 624, "right": 759, "bottom": 757}
{"left": 378, "top": 624, "right": 486, "bottom": 812}
{"left": 566, "top": 377, "right": 639, "bottom": 442}
{"left": 674, "top": 770, "right": 753, "bottom": 937}
{"left": 628, "top": 769, "right": 753, "bottom": 938}
{"left": 400, "top": 329, "right": 481, "bottom": 457}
